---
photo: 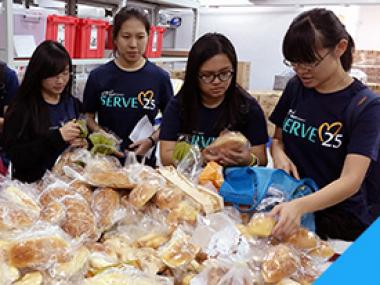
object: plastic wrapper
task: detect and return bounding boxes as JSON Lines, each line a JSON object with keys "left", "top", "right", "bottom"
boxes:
{"left": 75, "top": 116, "right": 89, "bottom": 138}
{"left": 159, "top": 228, "right": 200, "bottom": 269}
{"left": 0, "top": 180, "right": 40, "bottom": 213}
{"left": 7, "top": 222, "right": 74, "bottom": 270}
{"left": 89, "top": 130, "right": 122, "bottom": 156}
{"left": 52, "top": 148, "right": 90, "bottom": 178}
{"left": 69, "top": 180, "right": 94, "bottom": 204}
{"left": 0, "top": 251, "right": 20, "bottom": 285}
{"left": 92, "top": 187, "right": 125, "bottom": 232}
{"left": 198, "top": 161, "right": 224, "bottom": 190}
{"left": 154, "top": 182, "right": 185, "bottom": 210}
{"left": 176, "top": 144, "right": 203, "bottom": 182}
{"left": 261, "top": 244, "right": 300, "bottom": 284}
{"left": 12, "top": 271, "right": 44, "bottom": 285}
{"left": 284, "top": 228, "right": 319, "bottom": 250}
{"left": 83, "top": 265, "right": 173, "bottom": 285}
{"left": 246, "top": 213, "right": 276, "bottom": 238}
{"left": 166, "top": 198, "right": 202, "bottom": 226}
{"left": 86, "top": 242, "right": 119, "bottom": 273}
{"left": 203, "top": 131, "right": 250, "bottom": 158}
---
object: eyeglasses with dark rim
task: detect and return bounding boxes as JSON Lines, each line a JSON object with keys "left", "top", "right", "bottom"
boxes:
{"left": 283, "top": 50, "right": 333, "bottom": 70}
{"left": 198, "top": 69, "right": 234, "bottom": 84}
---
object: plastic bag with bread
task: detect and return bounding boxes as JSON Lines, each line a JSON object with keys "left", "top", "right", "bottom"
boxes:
{"left": 204, "top": 131, "right": 250, "bottom": 155}
{"left": 154, "top": 182, "right": 184, "bottom": 210}
{"left": 246, "top": 213, "right": 276, "bottom": 238}
{"left": 12, "top": 272, "right": 43, "bottom": 285}
{"left": 0, "top": 183, "right": 40, "bottom": 215}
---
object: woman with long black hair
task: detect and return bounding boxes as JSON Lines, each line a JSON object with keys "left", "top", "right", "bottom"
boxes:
{"left": 4, "top": 40, "right": 84, "bottom": 183}
{"left": 159, "top": 33, "right": 268, "bottom": 167}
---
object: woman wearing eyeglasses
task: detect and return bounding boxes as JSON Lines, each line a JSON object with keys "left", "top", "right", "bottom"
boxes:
{"left": 269, "top": 8, "right": 380, "bottom": 241}
{"left": 159, "top": 33, "right": 268, "bottom": 167}
{"left": 4, "top": 40, "right": 85, "bottom": 183}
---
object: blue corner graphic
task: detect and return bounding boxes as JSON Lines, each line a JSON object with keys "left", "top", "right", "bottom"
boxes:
{"left": 315, "top": 218, "right": 380, "bottom": 284}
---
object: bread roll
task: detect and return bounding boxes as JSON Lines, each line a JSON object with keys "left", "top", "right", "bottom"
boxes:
{"left": 247, "top": 214, "right": 276, "bottom": 237}
{"left": 40, "top": 200, "right": 65, "bottom": 224}
{"left": 206, "top": 132, "right": 248, "bottom": 153}
{"left": 135, "top": 232, "right": 170, "bottom": 249}
{"left": 69, "top": 180, "right": 93, "bottom": 204}
{"left": 129, "top": 183, "right": 159, "bottom": 209}
{"left": 9, "top": 236, "right": 70, "bottom": 268}
{"left": 154, "top": 183, "right": 184, "bottom": 210}
{"left": 161, "top": 234, "right": 200, "bottom": 268}
{"left": 52, "top": 246, "right": 90, "bottom": 278}
{"left": 0, "top": 253, "right": 20, "bottom": 284}
{"left": 309, "top": 241, "right": 334, "bottom": 259}
{"left": 92, "top": 188, "right": 120, "bottom": 231}
{"left": 0, "top": 202, "right": 35, "bottom": 231}
{"left": 166, "top": 199, "right": 201, "bottom": 225}
{"left": 285, "top": 228, "right": 318, "bottom": 250}
{"left": 39, "top": 187, "right": 76, "bottom": 207}
{"left": 87, "top": 170, "right": 135, "bottom": 189}
{"left": 262, "top": 245, "right": 298, "bottom": 283}
{"left": 12, "top": 272, "right": 43, "bottom": 285}
{"left": 2, "top": 186, "right": 40, "bottom": 214}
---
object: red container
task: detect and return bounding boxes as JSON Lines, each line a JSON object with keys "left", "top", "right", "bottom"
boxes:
{"left": 75, "top": 18, "right": 108, "bottom": 58}
{"left": 144, "top": 26, "right": 166, "bottom": 58}
{"left": 46, "top": 15, "right": 78, "bottom": 58}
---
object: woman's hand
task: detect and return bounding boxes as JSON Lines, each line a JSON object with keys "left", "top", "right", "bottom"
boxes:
{"left": 128, "top": 138, "right": 153, "bottom": 156}
{"left": 272, "top": 148, "right": 300, "bottom": 179}
{"left": 203, "top": 145, "right": 252, "bottom": 167}
{"left": 69, "top": 138, "right": 88, "bottom": 148}
{"left": 59, "top": 121, "right": 80, "bottom": 142}
{"left": 269, "top": 200, "right": 305, "bottom": 239}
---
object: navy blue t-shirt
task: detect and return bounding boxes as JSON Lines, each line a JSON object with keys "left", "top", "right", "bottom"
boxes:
{"left": 270, "top": 76, "right": 380, "bottom": 225}
{"left": 47, "top": 95, "right": 78, "bottom": 130}
{"left": 83, "top": 60, "right": 173, "bottom": 150}
{"left": 0, "top": 64, "right": 19, "bottom": 116}
{"left": 160, "top": 94, "right": 269, "bottom": 148}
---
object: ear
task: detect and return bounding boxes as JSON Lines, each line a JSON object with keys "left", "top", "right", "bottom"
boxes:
{"left": 334, "top": 38, "right": 348, "bottom": 57}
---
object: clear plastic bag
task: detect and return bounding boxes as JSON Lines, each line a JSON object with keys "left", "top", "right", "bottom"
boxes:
{"left": 89, "top": 130, "right": 122, "bottom": 156}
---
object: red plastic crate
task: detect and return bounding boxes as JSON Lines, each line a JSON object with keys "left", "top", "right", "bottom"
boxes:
{"left": 75, "top": 18, "right": 108, "bottom": 58}
{"left": 145, "top": 26, "right": 166, "bottom": 58}
{"left": 46, "top": 15, "right": 78, "bottom": 58}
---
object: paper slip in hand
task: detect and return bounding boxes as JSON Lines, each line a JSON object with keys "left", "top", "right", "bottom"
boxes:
{"left": 129, "top": 115, "right": 154, "bottom": 158}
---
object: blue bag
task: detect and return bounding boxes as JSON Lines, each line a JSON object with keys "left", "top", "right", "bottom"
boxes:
{"left": 219, "top": 166, "right": 319, "bottom": 230}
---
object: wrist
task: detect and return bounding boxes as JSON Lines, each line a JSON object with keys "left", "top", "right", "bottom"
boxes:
{"left": 147, "top": 136, "right": 156, "bottom": 147}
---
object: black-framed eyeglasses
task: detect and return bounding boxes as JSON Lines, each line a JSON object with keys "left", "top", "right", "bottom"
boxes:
{"left": 198, "top": 69, "right": 234, "bottom": 84}
{"left": 283, "top": 50, "right": 333, "bottom": 70}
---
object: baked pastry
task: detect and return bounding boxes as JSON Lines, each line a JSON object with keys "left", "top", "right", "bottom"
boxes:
{"left": 0, "top": 252, "right": 20, "bottom": 284}
{"left": 52, "top": 246, "right": 90, "bottom": 278}
{"left": 86, "top": 170, "right": 135, "bottom": 189}
{"left": 205, "top": 132, "right": 248, "bottom": 153}
{"left": 8, "top": 236, "right": 71, "bottom": 269}
{"left": 129, "top": 183, "right": 159, "bottom": 209}
{"left": 247, "top": 214, "right": 276, "bottom": 237}
{"left": 309, "top": 241, "right": 334, "bottom": 259}
{"left": 262, "top": 244, "right": 298, "bottom": 283}
{"left": 2, "top": 186, "right": 40, "bottom": 214}
{"left": 40, "top": 200, "right": 65, "bottom": 224}
{"left": 133, "top": 247, "right": 166, "bottom": 274}
{"left": 285, "top": 228, "right": 318, "bottom": 250}
{"left": 12, "top": 271, "right": 43, "bottom": 285}
{"left": 276, "top": 278, "right": 302, "bottom": 285}
{"left": 39, "top": 187, "right": 76, "bottom": 207}
{"left": 134, "top": 232, "right": 170, "bottom": 249}
{"left": 166, "top": 199, "right": 201, "bottom": 225}
{"left": 92, "top": 188, "right": 120, "bottom": 231}
{"left": 0, "top": 202, "right": 35, "bottom": 231}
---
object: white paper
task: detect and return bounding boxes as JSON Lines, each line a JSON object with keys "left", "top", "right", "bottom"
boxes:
{"left": 14, "top": 35, "right": 36, "bottom": 58}
{"left": 129, "top": 115, "right": 155, "bottom": 158}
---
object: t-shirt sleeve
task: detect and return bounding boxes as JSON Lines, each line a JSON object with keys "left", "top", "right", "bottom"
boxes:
{"left": 159, "top": 97, "right": 181, "bottom": 141}
{"left": 242, "top": 99, "right": 269, "bottom": 146}
{"left": 83, "top": 71, "right": 100, "bottom": 113}
{"left": 269, "top": 76, "right": 298, "bottom": 127}
{"left": 158, "top": 71, "right": 174, "bottom": 113}
{"left": 4, "top": 67, "right": 19, "bottom": 105}
{"left": 347, "top": 101, "right": 380, "bottom": 161}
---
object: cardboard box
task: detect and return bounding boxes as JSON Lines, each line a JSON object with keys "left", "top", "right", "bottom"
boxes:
{"left": 237, "top": 61, "right": 251, "bottom": 90}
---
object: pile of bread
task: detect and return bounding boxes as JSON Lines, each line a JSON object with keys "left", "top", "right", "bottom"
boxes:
{"left": 0, "top": 149, "right": 333, "bottom": 284}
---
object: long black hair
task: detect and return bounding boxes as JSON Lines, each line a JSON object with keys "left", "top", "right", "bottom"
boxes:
{"left": 283, "top": 8, "right": 354, "bottom": 71}
{"left": 178, "top": 32, "right": 250, "bottom": 134}
{"left": 112, "top": 7, "right": 151, "bottom": 56}
{"left": 6, "top": 40, "right": 72, "bottom": 138}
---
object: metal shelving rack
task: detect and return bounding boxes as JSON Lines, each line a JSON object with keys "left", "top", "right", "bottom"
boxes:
{"left": 2, "top": 0, "right": 199, "bottom": 67}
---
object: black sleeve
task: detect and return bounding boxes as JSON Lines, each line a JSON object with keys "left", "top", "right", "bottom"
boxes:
{"left": 4, "top": 110, "right": 68, "bottom": 169}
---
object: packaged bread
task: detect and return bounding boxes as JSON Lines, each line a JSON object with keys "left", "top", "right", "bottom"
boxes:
{"left": 60, "top": 195, "right": 98, "bottom": 240}
{"left": 160, "top": 229, "right": 200, "bottom": 268}
{"left": 134, "top": 232, "right": 170, "bottom": 249}
{"left": 167, "top": 199, "right": 202, "bottom": 225}
{"left": 92, "top": 188, "right": 121, "bottom": 231}
{"left": 159, "top": 167, "right": 224, "bottom": 214}
{"left": 12, "top": 272, "right": 43, "bottom": 285}
{"left": 86, "top": 242, "right": 119, "bottom": 271}
{"left": 52, "top": 148, "right": 89, "bottom": 177}
{"left": 40, "top": 200, "right": 66, "bottom": 224}
{"left": 285, "top": 228, "right": 319, "bottom": 250}
{"left": 1, "top": 185, "right": 40, "bottom": 214}
{"left": 128, "top": 183, "right": 160, "bottom": 209}
{"left": 8, "top": 226, "right": 72, "bottom": 269}
{"left": 51, "top": 246, "right": 90, "bottom": 279}
{"left": 154, "top": 183, "right": 184, "bottom": 210}
{"left": 247, "top": 213, "right": 276, "bottom": 237}
{"left": 276, "top": 278, "right": 302, "bottom": 285}
{"left": 0, "top": 200, "right": 35, "bottom": 232}
{"left": 262, "top": 244, "right": 299, "bottom": 283}
{"left": 0, "top": 252, "right": 20, "bottom": 284}
{"left": 69, "top": 180, "right": 93, "bottom": 204}
{"left": 102, "top": 237, "right": 132, "bottom": 265}
{"left": 132, "top": 247, "right": 166, "bottom": 275}
{"left": 309, "top": 241, "right": 335, "bottom": 259}
{"left": 205, "top": 131, "right": 249, "bottom": 153}
{"left": 39, "top": 186, "right": 77, "bottom": 207}
{"left": 198, "top": 161, "right": 224, "bottom": 189}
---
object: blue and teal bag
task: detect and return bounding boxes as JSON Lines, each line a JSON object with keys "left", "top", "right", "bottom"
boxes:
{"left": 219, "top": 166, "right": 319, "bottom": 231}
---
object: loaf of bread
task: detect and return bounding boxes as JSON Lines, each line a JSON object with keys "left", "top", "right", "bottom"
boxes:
{"left": 247, "top": 214, "right": 276, "bottom": 237}
{"left": 12, "top": 272, "right": 43, "bottom": 285}
{"left": 154, "top": 183, "right": 184, "bottom": 210}
{"left": 2, "top": 186, "right": 40, "bottom": 214}
{"left": 0, "top": 202, "right": 35, "bottom": 231}
{"left": 92, "top": 188, "right": 120, "bottom": 231}
{"left": 205, "top": 132, "right": 249, "bottom": 153}
{"left": 129, "top": 183, "right": 159, "bottom": 209}
{"left": 285, "top": 228, "right": 318, "bottom": 250}
{"left": 69, "top": 180, "right": 93, "bottom": 204}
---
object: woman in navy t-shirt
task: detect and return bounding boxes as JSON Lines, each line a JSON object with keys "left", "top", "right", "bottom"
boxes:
{"left": 159, "top": 33, "right": 268, "bottom": 167}
{"left": 83, "top": 8, "right": 173, "bottom": 164}
{"left": 4, "top": 41, "right": 84, "bottom": 183}
{"left": 269, "top": 8, "right": 380, "bottom": 241}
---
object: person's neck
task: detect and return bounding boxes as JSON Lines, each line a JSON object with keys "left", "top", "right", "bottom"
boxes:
{"left": 42, "top": 91, "right": 60, "bottom": 105}
{"left": 115, "top": 57, "right": 146, "bottom": 71}
{"left": 201, "top": 95, "right": 225, "bottom": 108}
{"left": 315, "top": 67, "right": 353, "bottom": 94}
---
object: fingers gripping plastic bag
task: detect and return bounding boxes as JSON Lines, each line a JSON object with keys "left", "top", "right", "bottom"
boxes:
{"left": 219, "top": 167, "right": 318, "bottom": 231}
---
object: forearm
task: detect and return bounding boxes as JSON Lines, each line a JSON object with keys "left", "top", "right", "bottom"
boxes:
{"left": 160, "top": 140, "right": 176, "bottom": 166}
{"left": 251, "top": 145, "right": 268, "bottom": 166}
{"left": 86, "top": 113, "right": 102, "bottom": 132}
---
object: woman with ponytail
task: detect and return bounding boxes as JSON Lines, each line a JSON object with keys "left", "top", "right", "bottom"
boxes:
{"left": 269, "top": 8, "right": 380, "bottom": 241}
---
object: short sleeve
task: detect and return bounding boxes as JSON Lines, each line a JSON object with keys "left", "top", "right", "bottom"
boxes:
{"left": 159, "top": 97, "right": 182, "bottom": 141}
{"left": 4, "top": 67, "right": 19, "bottom": 105}
{"left": 241, "top": 99, "right": 269, "bottom": 146}
{"left": 83, "top": 71, "right": 100, "bottom": 113}
{"left": 347, "top": 101, "right": 380, "bottom": 161}
{"left": 269, "top": 76, "right": 299, "bottom": 127}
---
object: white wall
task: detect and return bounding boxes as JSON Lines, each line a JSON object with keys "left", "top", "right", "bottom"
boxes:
{"left": 173, "top": 5, "right": 380, "bottom": 90}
